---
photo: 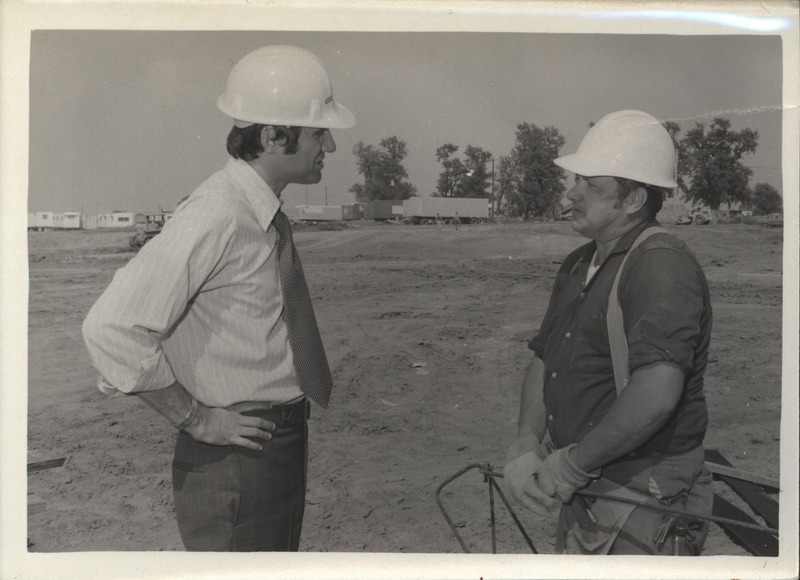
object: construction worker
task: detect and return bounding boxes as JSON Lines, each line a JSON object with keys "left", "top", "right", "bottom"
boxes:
{"left": 504, "top": 110, "right": 713, "bottom": 555}
{"left": 83, "top": 46, "right": 354, "bottom": 551}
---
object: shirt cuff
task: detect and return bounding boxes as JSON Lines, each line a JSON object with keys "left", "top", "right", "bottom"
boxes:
{"left": 528, "top": 334, "right": 545, "bottom": 357}
{"left": 629, "top": 338, "right": 694, "bottom": 375}
{"left": 97, "top": 351, "right": 177, "bottom": 395}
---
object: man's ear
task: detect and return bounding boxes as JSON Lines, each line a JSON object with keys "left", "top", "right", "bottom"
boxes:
{"left": 625, "top": 187, "right": 648, "bottom": 215}
{"left": 260, "top": 126, "right": 280, "bottom": 153}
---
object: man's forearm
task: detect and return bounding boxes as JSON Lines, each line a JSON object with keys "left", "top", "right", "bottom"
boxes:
{"left": 136, "top": 381, "right": 199, "bottom": 430}
{"left": 572, "top": 362, "right": 685, "bottom": 473}
{"left": 517, "top": 356, "right": 548, "bottom": 442}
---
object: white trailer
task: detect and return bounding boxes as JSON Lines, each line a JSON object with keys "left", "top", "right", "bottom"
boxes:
{"left": 53, "top": 212, "right": 82, "bottom": 230}
{"left": 294, "top": 205, "right": 343, "bottom": 221}
{"left": 28, "top": 211, "right": 55, "bottom": 231}
{"left": 402, "top": 197, "right": 489, "bottom": 224}
{"left": 98, "top": 211, "right": 139, "bottom": 229}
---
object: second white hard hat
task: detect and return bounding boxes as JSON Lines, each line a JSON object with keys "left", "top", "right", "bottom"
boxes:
{"left": 554, "top": 110, "right": 677, "bottom": 188}
{"left": 217, "top": 45, "right": 355, "bottom": 130}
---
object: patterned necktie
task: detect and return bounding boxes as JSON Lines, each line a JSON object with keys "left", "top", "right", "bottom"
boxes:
{"left": 273, "top": 210, "right": 333, "bottom": 408}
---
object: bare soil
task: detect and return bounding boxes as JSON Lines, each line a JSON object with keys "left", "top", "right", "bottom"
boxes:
{"left": 26, "top": 220, "right": 782, "bottom": 555}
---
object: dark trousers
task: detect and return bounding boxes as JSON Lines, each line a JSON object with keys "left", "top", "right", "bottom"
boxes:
{"left": 171, "top": 407, "right": 308, "bottom": 551}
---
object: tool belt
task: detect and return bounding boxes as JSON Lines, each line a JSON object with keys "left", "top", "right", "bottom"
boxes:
{"left": 556, "top": 445, "right": 710, "bottom": 555}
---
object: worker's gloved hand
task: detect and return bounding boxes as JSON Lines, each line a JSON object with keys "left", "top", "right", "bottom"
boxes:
{"left": 503, "top": 435, "right": 556, "bottom": 518}
{"left": 536, "top": 443, "right": 600, "bottom": 503}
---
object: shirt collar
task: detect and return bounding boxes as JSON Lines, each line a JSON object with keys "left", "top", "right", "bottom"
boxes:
{"left": 583, "top": 218, "right": 660, "bottom": 264}
{"left": 610, "top": 218, "right": 660, "bottom": 257}
{"left": 223, "top": 157, "right": 282, "bottom": 231}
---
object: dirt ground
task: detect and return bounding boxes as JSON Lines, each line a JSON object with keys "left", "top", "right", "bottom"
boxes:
{"left": 26, "top": 219, "right": 783, "bottom": 556}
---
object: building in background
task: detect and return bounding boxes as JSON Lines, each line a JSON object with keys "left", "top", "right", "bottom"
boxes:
{"left": 98, "top": 211, "right": 139, "bottom": 228}
{"left": 82, "top": 213, "right": 98, "bottom": 230}
{"left": 27, "top": 211, "right": 54, "bottom": 231}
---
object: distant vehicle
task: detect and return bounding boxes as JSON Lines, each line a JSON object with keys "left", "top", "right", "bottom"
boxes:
{"left": 402, "top": 197, "right": 489, "bottom": 225}
{"left": 294, "top": 205, "right": 343, "bottom": 222}
{"left": 364, "top": 200, "right": 405, "bottom": 221}
{"left": 692, "top": 209, "right": 713, "bottom": 225}
{"left": 675, "top": 215, "right": 693, "bottom": 225}
{"left": 130, "top": 212, "right": 173, "bottom": 250}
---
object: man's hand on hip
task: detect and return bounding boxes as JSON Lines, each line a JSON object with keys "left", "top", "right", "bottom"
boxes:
{"left": 185, "top": 402, "right": 276, "bottom": 451}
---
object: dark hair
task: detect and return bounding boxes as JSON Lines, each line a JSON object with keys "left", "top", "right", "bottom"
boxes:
{"left": 226, "top": 124, "right": 303, "bottom": 160}
{"left": 614, "top": 177, "right": 668, "bottom": 219}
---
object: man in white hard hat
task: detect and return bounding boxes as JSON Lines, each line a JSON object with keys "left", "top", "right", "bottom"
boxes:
{"left": 504, "top": 110, "right": 713, "bottom": 555}
{"left": 83, "top": 46, "right": 354, "bottom": 551}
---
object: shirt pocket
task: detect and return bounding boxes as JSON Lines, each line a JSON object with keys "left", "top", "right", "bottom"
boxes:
{"left": 572, "top": 315, "right": 610, "bottom": 369}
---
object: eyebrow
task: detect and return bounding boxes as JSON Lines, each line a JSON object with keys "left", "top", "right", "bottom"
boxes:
{"left": 581, "top": 175, "right": 603, "bottom": 186}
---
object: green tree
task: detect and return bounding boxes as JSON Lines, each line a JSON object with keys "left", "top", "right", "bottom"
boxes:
{"left": 434, "top": 144, "right": 467, "bottom": 197}
{"left": 504, "top": 123, "right": 566, "bottom": 220}
{"left": 435, "top": 144, "right": 493, "bottom": 198}
{"left": 663, "top": 120, "right": 688, "bottom": 196}
{"left": 678, "top": 118, "right": 758, "bottom": 210}
{"left": 460, "top": 145, "right": 493, "bottom": 198}
{"left": 750, "top": 182, "right": 782, "bottom": 215}
{"left": 493, "top": 155, "right": 516, "bottom": 216}
{"left": 350, "top": 137, "right": 418, "bottom": 201}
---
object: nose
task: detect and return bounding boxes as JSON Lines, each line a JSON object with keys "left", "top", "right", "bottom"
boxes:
{"left": 565, "top": 183, "right": 579, "bottom": 202}
{"left": 321, "top": 130, "right": 336, "bottom": 153}
{"left": 565, "top": 177, "right": 584, "bottom": 202}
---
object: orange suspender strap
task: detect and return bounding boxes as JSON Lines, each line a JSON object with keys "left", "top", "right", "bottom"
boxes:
{"left": 607, "top": 226, "right": 668, "bottom": 396}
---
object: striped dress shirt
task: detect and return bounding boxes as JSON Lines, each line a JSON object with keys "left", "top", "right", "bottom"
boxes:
{"left": 82, "top": 157, "right": 304, "bottom": 407}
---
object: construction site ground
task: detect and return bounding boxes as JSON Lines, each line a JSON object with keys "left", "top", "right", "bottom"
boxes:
{"left": 26, "top": 219, "right": 783, "bottom": 555}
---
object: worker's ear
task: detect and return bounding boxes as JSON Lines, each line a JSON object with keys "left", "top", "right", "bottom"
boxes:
{"left": 624, "top": 187, "right": 648, "bottom": 215}
{"left": 260, "top": 126, "right": 285, "bottom": 154}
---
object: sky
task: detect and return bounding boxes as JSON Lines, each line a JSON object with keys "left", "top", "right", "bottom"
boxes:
{"left": 27, "top": 30, "right": 784, "bottom": 214}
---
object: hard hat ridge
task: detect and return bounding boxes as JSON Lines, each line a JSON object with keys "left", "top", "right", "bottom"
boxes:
{"left": 217, "top": 45, "right": 355, "bottom": 130}
{"left": 554, "top": 110, "right": 677, "bottom": 188}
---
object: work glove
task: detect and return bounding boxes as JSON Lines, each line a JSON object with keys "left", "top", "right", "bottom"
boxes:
{"left": 536, "top": 443, "right": 600, "bottom": 503}
{"left": 503, "top": 435, "right": 555, "bottom": 518}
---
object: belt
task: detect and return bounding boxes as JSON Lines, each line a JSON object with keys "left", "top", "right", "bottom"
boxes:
{"left": 241, "top": 399, "right": 310, "bottom": 428}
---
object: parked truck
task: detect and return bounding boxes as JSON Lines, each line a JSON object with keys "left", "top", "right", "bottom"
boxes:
{"left": 129, "top": 211, "right": 173, "bottom": 250}
{"left": 364, "top": 200, "right": 405, "bottom": 221}
{"left": 402, "top": 197, "right": 489, "bottom": 225}
{"left": 342, "top": 203, "right": 364, "bottom": 221}
{"left": 294, "top": 205, "right": 344, "bottom": 222}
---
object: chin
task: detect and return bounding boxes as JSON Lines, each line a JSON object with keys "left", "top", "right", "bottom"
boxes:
{"left": 299, "top": 174, "right": 322, "bottom": 185}
{"left": 570, "top": 220, "right": 588, "bottom": 236}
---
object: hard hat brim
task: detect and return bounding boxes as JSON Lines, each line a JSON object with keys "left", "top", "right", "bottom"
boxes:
{"left": 217, "top": 96, "right": 355, "bottom": 130}
{"left": 554, "top": 153, "right": 678, "bottom": 189}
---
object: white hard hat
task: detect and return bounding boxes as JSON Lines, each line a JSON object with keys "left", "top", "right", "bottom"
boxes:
{"left": 217, "top": 45, "right": 355, "bottom": 129}
{"left": 555, "top": 110, "right": 677, "bottom": 188}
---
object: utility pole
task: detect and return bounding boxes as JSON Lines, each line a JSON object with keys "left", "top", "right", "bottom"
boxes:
{"left": 325, "top": 186, "right": 328, "bottom": 206}
{"left": 490, "top": 157, "right": 495, "bottom": 219}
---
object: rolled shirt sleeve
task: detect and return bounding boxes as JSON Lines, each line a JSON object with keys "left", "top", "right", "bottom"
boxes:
{"left": 82, "top": 198, "right": 237, "bottom": 395}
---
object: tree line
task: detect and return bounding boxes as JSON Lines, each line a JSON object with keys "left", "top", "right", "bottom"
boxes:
{"left": 349, "top": 117, "right": 782, "bottom": 218}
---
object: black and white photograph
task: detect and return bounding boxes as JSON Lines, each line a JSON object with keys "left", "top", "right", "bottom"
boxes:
{"left": 1, "top": 1, "right": 798, "bottom": 579}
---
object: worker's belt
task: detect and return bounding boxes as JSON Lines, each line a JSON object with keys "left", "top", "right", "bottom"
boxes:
{"left": 241, "top": 399, "right": 310, "bottom": 428}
